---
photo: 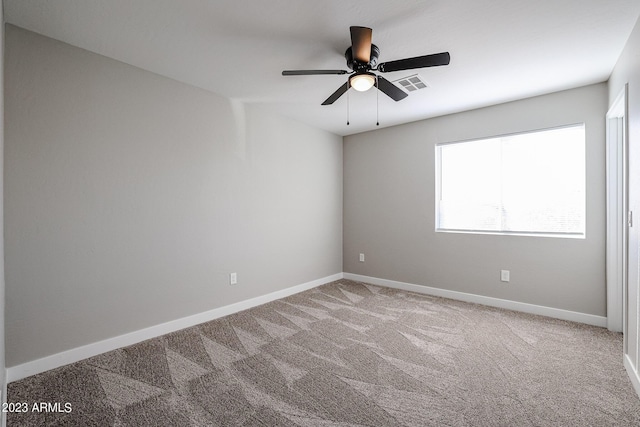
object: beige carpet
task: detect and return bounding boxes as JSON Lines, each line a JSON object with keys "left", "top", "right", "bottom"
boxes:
{"left": 7, "top": 279, "right": 640, "bottom": 426}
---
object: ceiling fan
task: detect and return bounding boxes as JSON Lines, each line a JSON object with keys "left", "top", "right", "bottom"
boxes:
{"left": 282, "top": 26, "right": 450, "bottom": 105}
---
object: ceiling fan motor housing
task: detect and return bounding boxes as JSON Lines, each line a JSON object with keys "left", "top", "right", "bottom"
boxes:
{"left": 345, "top": 44, "right": 380, "bottom": 71}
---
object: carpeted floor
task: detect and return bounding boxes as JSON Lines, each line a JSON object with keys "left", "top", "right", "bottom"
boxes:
{"left": 7, "top": 279, "right": 640, "bottom": 426}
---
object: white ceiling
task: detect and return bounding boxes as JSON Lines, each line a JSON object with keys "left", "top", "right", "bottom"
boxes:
{"left": 5, "top": 0, "right": 640, "bottom": 136}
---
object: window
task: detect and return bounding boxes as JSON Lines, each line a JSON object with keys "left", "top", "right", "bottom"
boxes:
{"left": 435, "top": 124, "right": 586, "bottom": 238}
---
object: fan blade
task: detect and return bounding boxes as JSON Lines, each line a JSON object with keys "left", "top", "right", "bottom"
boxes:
{"left": 322, "top": 82, "right": 350, "bottom": 105}
{"left": 350, "top": 26, "right": 372, "bottom": 63}
{"left": 375, "top": 76, "right": 408, "bottom": 102}
{"left": 378, "top": 52, "right": 450, "bottom": 73}
{"left": 282, "top": 70, "right": 348, "bottom": 76}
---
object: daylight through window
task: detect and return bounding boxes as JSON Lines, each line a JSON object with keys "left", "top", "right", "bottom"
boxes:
{"left": 435, "top": 124, "right": 586, "bottom": 238}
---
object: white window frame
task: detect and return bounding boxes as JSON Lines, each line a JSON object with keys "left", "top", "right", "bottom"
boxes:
{"left": 435, "top": 124, "right": 586, "bottom": 239}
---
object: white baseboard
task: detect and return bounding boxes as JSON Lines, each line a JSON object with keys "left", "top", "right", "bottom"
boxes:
{"left": 344, "top": 273, "right": 608, "bottom": 327}
{"left": 7, "top": 273, "right": 343, "bottom": 383}
{"left": 625, "top": 354, "right": 640, "bottom": 399}
{"left": 7, "top": 271, "right": 609, "bottom": 383}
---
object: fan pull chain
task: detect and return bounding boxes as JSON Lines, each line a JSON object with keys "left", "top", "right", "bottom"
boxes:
{"left": 346, "top": 87, "right": 350, "bottom": 125}
{"left": 376, "top": 75, "right": 379, "bottom": 126}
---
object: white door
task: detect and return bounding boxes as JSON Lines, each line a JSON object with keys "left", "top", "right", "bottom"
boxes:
{"left": 607, "top": 86, "right": 628, "bottom": 333}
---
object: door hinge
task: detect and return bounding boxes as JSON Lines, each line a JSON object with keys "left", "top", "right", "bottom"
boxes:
{"left": 629, "top": 211, "right": 633, "bottom": 228}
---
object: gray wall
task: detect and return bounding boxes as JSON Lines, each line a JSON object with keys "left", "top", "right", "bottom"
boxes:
{"left": 1, "top": 1, "right": 6, "bottom": 421}
{"left": 344, "top": 83, "right": 607, "bottom": 316}
{"left": 4, "top": 25, "right": 343, "bottom": 367}
{"left": 609, "top": 15, "right": 640, "bottom": 381}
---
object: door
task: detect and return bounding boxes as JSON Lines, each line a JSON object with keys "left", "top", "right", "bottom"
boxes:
{"left": 607, "top": 86, "right": 628, "bottom": 334}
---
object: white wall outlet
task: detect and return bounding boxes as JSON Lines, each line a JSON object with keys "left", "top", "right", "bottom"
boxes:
{"left": 359, "top": 253, "right": 365, "bottom": 262}
{"left": 229, "top": 272, "right": 237, "bottom": 285}
{"left": 500, "top": 270, "right": 510, "bottom": 282}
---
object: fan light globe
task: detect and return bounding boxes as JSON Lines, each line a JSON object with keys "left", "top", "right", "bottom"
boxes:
{"left": 350, "top": 73, "right": 376, "bottom": 92}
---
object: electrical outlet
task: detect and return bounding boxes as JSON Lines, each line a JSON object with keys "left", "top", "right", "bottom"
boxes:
{"left": 500, "top": 270, "right": 510, "bottom": 282}
{"left": 229, "top": 272, "right": 237, "bottom": 285}
{"left": 359, "top": 253, "right": 365, "bottom": 262}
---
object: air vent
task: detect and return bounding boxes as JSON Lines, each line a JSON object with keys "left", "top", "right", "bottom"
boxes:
{"left": 393, "top": 74, "right": 429, "bottom": 92}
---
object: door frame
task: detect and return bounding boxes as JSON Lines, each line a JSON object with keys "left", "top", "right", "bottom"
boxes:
{"left": 606, "top": 84, "right": 628, "bottom": 333}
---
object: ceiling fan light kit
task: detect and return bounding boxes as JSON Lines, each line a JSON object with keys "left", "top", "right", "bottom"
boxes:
{"left": 350, "top": 72, "right": 376, "bottom": 92}
{"left": 282, "top": 25, "right": 450, "bottom": 107}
